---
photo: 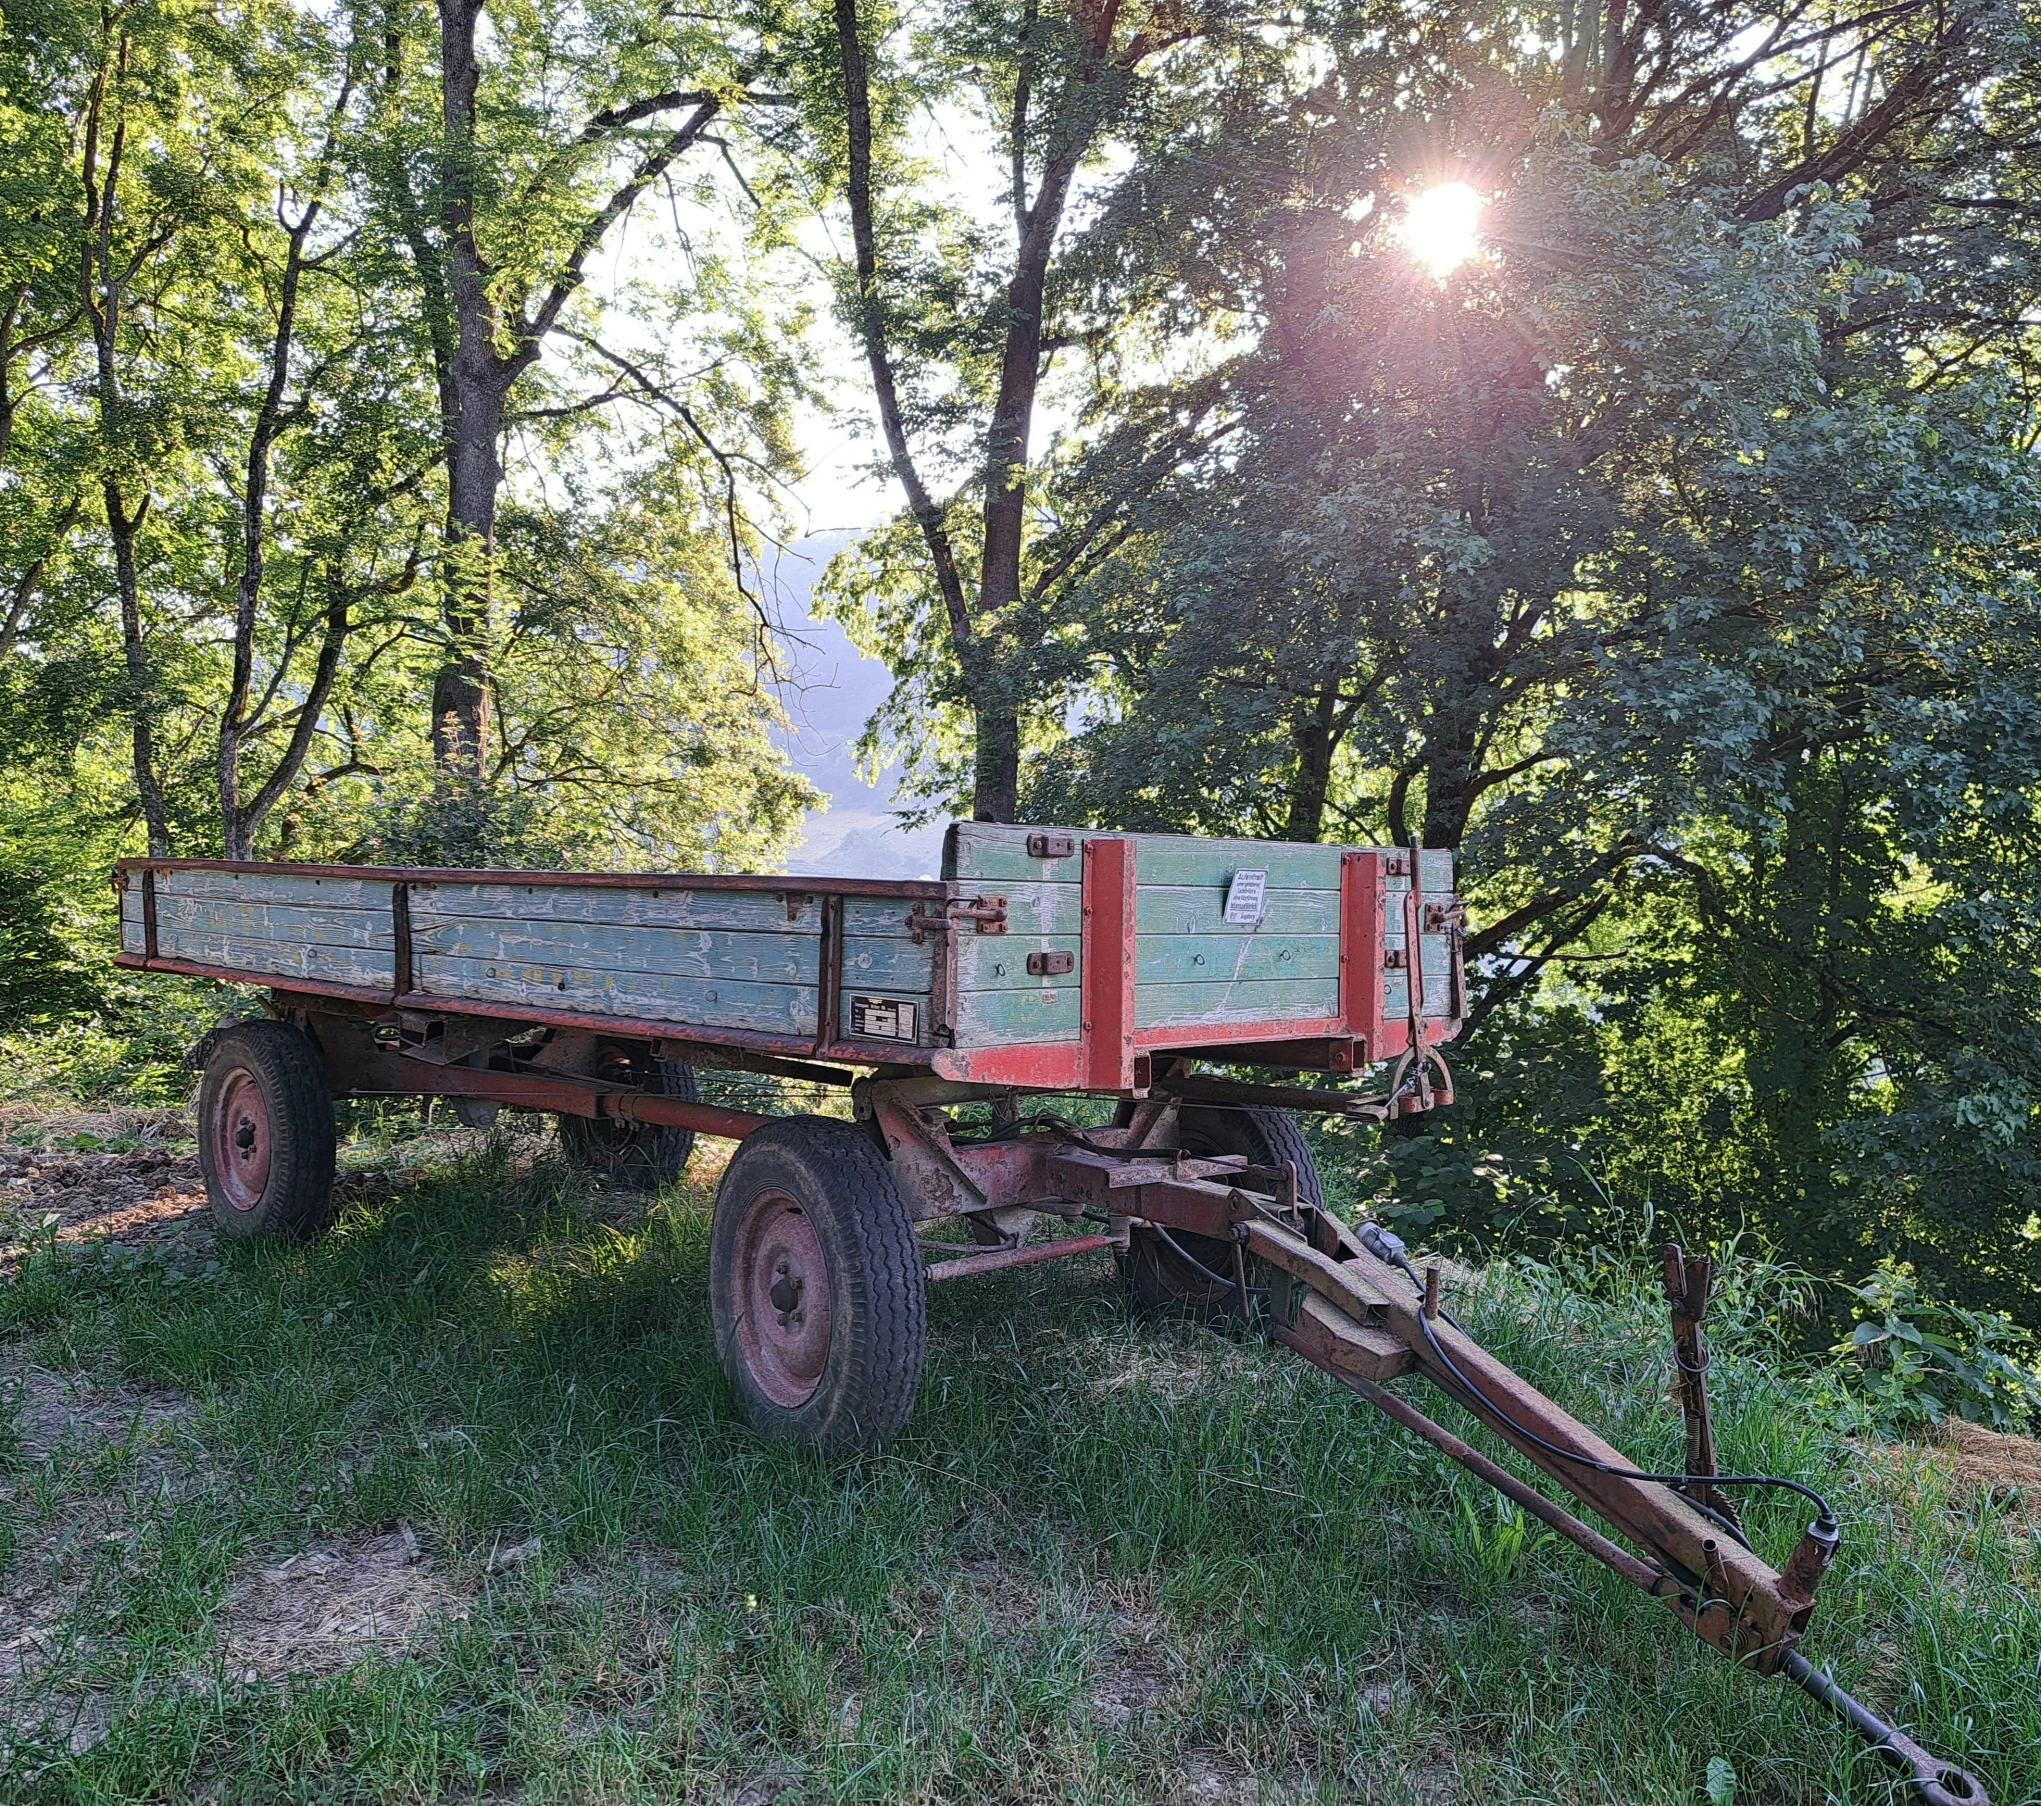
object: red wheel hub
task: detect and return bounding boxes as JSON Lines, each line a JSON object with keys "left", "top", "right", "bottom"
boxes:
{"left": 210, "top": 1067, "right": 272, "bottom": 1212}
{"left": 732, "top": 1188, "right": 831, "bottom": 1407}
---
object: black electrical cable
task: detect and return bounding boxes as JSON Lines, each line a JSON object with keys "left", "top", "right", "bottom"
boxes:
{"left": 1357, "top": 1227, "right": 1836, "bottom": 1538}
{"left": 1150, "top": 1225, "right": 1270, "bottom": 1298}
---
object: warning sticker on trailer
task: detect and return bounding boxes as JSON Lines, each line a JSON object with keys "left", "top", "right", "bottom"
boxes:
{"left": 1224, "top": 868, "right": 1268, "bottom": 926}
{"left": 850, "top": 996, "right": 920, "bottom": 1043}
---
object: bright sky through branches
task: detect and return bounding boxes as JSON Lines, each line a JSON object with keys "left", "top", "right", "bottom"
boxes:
{"left": 1402, "top": 182, "right": 1483, "bottom": 276}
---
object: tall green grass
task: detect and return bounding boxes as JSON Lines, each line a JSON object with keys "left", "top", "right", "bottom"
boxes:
{"left": 0, "top": 1130, "right": 2031, "bottom": 1804}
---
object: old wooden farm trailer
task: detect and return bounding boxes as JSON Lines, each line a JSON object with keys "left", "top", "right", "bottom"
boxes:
{"left": 113, "top": 823, "right": 1985, "bottom": 1801}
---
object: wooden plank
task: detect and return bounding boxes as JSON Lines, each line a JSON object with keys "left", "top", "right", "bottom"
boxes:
{"left": 1382, "top": 966, "right": 1455, "bottom": 1020}
{"left": 410, "top": 881, "right": 813, "bottom": 936}
{"left": 840, "top": 897, "right": 927, "bottom": 939}
{"left": 953, "top": 985, "right": 1082, "bottom": 1044}
{"left": 413, "top": 953, "right": 817, "bottom": 1036}
{"left": 151, "top": 894, "right": 395, "bottom": 951}
{"left": 1134, "top": 885, "right": 1339, "bottom": 938}
{"left": 839, "top": 885, "right": 1088, "bottom": 941}
{"left": 121, "top": 856, "right": 949, "bottom": 901}
{"left": 839, "top": 933, "right": 939, "bottom": 993}
{"left": 954, "top": 934, "right": 1082, "bottom": 993}
{"left": 949, "top": 822, "right": 1344, "bottom": 890}
{"left": 1135, "top": 976, "right": 1340, "bottom": 1030}
{"left": 409, "top": 917, "right": 819, "bottom": 986}
{"left": 155, "top": 868, "right": 393, "bottom": 911}
{"left": 1135, "top": 932, "right": 1338, "bottom": 986}
{"left": 153, "top": 928, "right": 394, "bottom": 987}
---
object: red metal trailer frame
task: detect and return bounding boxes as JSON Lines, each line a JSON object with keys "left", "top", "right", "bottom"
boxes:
{"left": 109, "top": 852, "right": 1991, "bottom": 1802}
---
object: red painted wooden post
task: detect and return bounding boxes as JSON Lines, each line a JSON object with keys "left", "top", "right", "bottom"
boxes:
{"left": 1081, "top": 836, "right": 1137, "bottom": 1089}
{"left": 1340, "top": 850, "right": 1386, "bottom": 1064}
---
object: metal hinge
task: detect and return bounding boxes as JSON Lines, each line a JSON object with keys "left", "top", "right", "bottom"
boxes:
{"left": 906, "top": 896, "right": 1009, "bottom": 943}
{"left": 1423, "top": 901, "right": 1464, "bottom": 933}
{"left": 1027, "top": 832, "right": 1076, "bottom": 859}
{"left": 1027, "top": 950, "right": 1074, "bottom": 976}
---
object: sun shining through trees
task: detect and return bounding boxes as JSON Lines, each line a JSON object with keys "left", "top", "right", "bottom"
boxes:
{"left": 1402, "top": 181, "right": 1483, "bottom": 276}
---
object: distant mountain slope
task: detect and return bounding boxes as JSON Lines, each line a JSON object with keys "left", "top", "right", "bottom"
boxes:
{"left": 765, "top": 536, "right": 947, "bottom": 880}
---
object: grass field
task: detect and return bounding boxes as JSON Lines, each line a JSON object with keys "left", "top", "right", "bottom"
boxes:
{"left": 0, "top": 1106, "right": 2033, "bottom": 1804}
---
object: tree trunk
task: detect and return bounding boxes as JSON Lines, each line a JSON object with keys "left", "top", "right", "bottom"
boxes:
{"left": 972, "top": 705, "right": 1020, "bottom": 823}
{"left": 109, "top": 486, "right": 170, "bottom": 855}
{"left": 434, "top": 0, "right": 497, "bottom": 783}
{"left": 1284, "top": 680, "right": 1338, "bottom": 842}
{"left": 82, "top": 36, "right": 170, "bottom": 855}
{"left": 434, "top": 374, "right": 503, "bottom": 777}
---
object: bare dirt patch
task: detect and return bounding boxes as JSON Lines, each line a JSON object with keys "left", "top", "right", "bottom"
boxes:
{"left": 221, "top": 1526, "right": 471, "bottom": 1680}
{"left": 0, "top": 1362, "right": 194, "bottom": 1465}
{"left": 1, "top": 1364, "right": 201, "bottom": 1758}
{"left": 0, "top": 1114, "right": 207, "bottom": 1268}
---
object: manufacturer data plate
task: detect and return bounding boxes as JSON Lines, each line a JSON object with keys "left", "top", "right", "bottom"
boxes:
{"left": 849, "top": 996, "right": 919, "bottom": 1043}
{"left": 1223, "top": 869, "right": 1268, "bottom": 926}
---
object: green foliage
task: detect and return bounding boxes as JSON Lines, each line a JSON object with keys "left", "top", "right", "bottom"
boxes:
{"left": 1821, "top": 1259, "right": 2041, "bottom": 1438}
{"left": 0, "top": 0, "right": 814, "bottom": 882}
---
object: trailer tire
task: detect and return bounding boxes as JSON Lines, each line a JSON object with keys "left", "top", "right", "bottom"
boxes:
{"left": 559, "top": 1050, "right": 697, "bottom": 1187}
{"left": 710, "top": 1116, "right": 926, "bottom": 1452}
{"left": 1120, "top": 1104, "right": 1325, "bottom": 1322}
{"left": 196, "top": 1019, "right": 337, "bottom": 1241}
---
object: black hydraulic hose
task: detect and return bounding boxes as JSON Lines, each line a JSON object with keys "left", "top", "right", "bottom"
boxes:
{"left": 1150, "top": 1225, "right": 1269, "bottom": 1298}
{"left": 1356, "top": 1226, "right": 1837, "bottom": 1538}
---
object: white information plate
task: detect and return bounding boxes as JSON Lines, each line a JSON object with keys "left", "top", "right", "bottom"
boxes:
{"left": 1223, "top": 869, "right": 1268, "bottom": 926}
{"left": 849, "top": 996, "right": 919, "bottom": 1042}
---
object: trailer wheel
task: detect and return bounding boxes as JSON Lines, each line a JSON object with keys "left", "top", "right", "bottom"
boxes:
{"left": 1121, "top": 1104, "right": 1325, "bottom": 1322}
{"left": 195, "top": 1020, "right": 337, "bottom": 1241}
{"left": 710, "top": 1116, "right": 926, "bottom": 1451}
{"left": 559, "top": 1050, "right": 697, "bottom": 1187}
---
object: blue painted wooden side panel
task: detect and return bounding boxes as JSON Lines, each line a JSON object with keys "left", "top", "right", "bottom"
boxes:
{"left": 411, "top": 917, "right": 819, "bottom": 986}
{"left": 152, "top": 894, "right": 393, "bottom": 951}
{"left": 413, "top": 952, "right": 818, "bottom": 1036}
{"left": 411, "top": 882, "right": 810, "bottom": 936}
{"left": 154, "top": 927, "right": 395, "bottom": 988}
{"left": 943, "top": 823, "right": 1461, "bottom": 1046}
{"left": 1136, "top": 977, "right": 1340, "bottom": 1030}
{"left": 128, "top": 828, "right": 1460, "bottom": 1057}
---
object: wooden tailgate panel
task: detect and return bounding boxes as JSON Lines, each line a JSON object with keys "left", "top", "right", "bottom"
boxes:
{"left": 944, "top": 824, "right": 1462, "bottom": 1067}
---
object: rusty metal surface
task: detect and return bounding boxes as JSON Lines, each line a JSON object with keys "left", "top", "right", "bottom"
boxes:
{"left": 869, "top": 1092, "right": 991, "bottom": 1220}
{"left": 1241, "top": 1215, "right": 1800, "bottom": 1668}
{"left": 925, "top": 1233, "right": 1118, "bottom": 1283}
{"left": 1783, "top": 1655, "right": 1989, "bottom": 1804}
{"left": 1662, "top": 1244, "right": 1744, "bottom": 1534}
{"left": 113, "top": 855, "right": 954, "bottom": 899}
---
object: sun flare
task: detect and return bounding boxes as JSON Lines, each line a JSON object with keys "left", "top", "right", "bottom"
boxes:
{"left": 1402, "top": 182, "right": 1484, "bottom": 277}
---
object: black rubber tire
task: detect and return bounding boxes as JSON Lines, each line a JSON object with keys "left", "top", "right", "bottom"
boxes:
{"left": 709, "top": 1116, "right": 927, "bottom": 1451}
{"left": 195, "top": 1019, "right": 338, "bottom": 1241}
{"left": 1121, "top": 1103, "right": 1326, "bottom": 1321}
{"left": 559, "top": 1051, "right": 697, "bottom": 1187}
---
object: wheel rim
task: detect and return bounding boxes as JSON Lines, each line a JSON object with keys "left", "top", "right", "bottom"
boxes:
{"left": 731, "top": 1187, "right": 832, "bottom": 1407}
{"left": 210, "top": 1066, "right": 272, "bottom": 1212}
